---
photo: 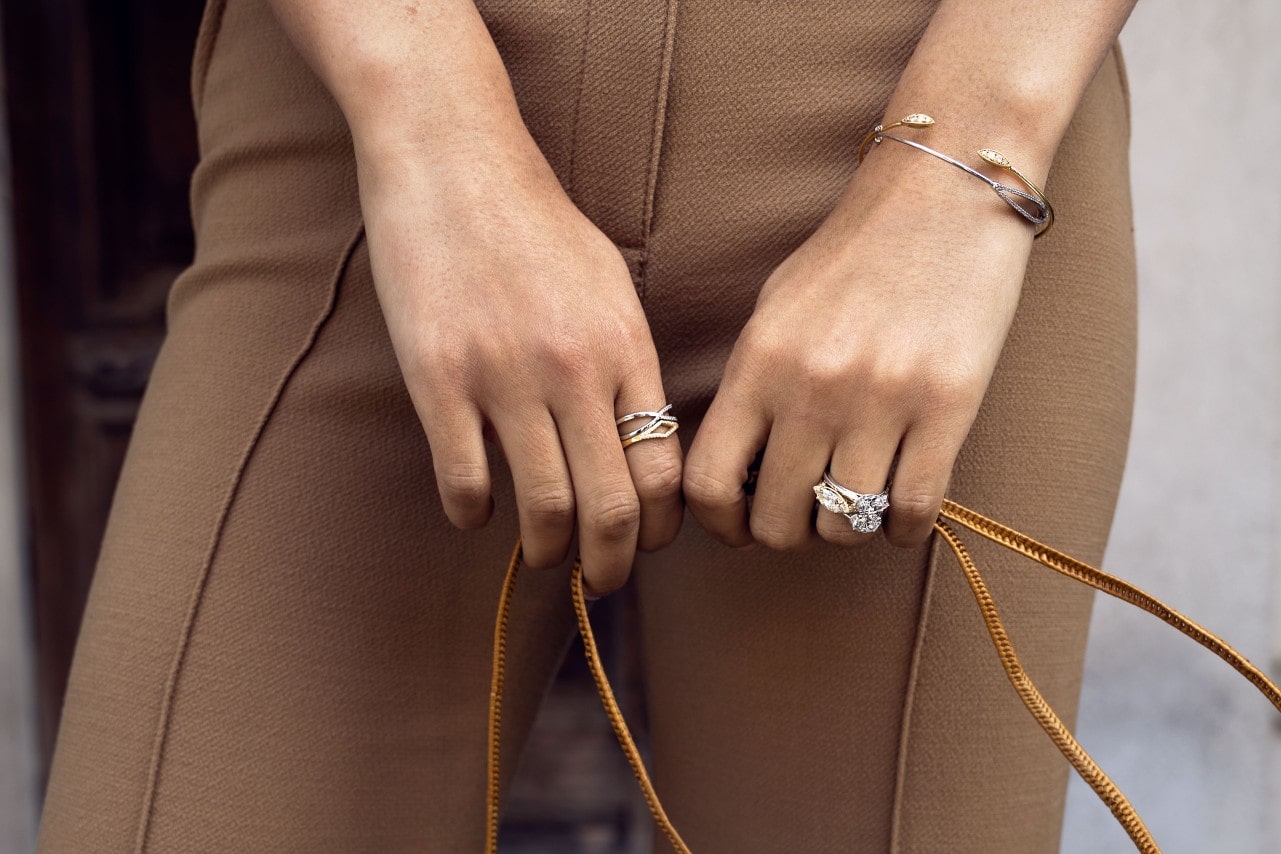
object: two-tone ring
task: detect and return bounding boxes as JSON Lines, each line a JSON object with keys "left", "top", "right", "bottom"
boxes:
{"left": 616, "top": 403, "right": 679, "bottom": 448}
{"left": 812, "top": 470, "right": 891, "bottom": 533}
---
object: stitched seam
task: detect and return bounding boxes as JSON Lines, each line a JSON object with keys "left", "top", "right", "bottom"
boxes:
{"left": 637, "top": 0, "right": 679, "bottom": 303}
{"left": 131, "top": 222, "right": 366, "bottom": 852}
{"left": 887, "top": 530, "right": 944, "bottom": 853}
{"left": 189, "top": 0, "right": 227, "bottom": 127}
{"left": 564, "top": 0, "right": 595, "bottom": 199}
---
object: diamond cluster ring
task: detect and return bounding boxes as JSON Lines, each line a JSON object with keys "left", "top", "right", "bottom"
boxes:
{"left": 813, "top": 470, "right": 891, "bottom": 533}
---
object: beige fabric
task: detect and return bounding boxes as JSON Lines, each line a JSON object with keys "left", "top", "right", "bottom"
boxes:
{"left": 36, "top": 0, "right": 1136, "bottom": 851}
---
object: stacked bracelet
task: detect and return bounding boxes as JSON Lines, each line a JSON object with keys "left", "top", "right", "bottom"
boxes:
{"left": 856, "top": 113, "right": 1055, "bottom": 238}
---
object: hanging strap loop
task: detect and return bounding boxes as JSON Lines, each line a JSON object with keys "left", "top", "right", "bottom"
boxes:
{"left": 485, "top": 499, "right": 1281, "bottom": 854}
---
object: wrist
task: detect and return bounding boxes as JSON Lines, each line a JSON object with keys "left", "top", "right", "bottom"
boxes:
{"left": 873, "top": 91, "right": 1063, "bottom": 190}
{"left": 835, "top": 130, "right": 1039, "bottom": 244}
{"left": 335, "top": 41, "right": 562, "bottom": 201}
{"left": 353, "top": 114, "right": 566, "bottom": 211}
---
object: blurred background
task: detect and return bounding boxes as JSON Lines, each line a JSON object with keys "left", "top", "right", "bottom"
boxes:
{"left": 0, "top": 1, "right": 1277, "bottom": 852}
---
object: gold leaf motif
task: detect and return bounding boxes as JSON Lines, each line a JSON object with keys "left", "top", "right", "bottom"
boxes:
{"left": 902, "top": 113, "right": 935, "bottom": 127}
{"left": 979, "top": 148, "right": 1011, "bottom": 168}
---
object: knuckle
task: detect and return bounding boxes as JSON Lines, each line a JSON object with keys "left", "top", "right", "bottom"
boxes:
{"left": 735, "top": 325, "right": 781, "bottom": 365}
{"left": 850, "top": 355, "right": 922, "bottom": 409}
{"left": 415, "top": 329, "right": 476, "bottom": 388}
{"left": 816, "top": 515, "right": 872, "bottom": 546}
{"left": 798, "top": 352, "right": 852, "bottom": 390}
{"left": 638, "top": 524, "right": 681, "bottom": 554}
{"left": 524, "top": 483, "right": 576, "bottom": 527}
{"left": 632, "top": 454, "right": 683, "bottom": 502}
{"left": 839, "top": 531, "right": 878, "bottom": 547}
{"left": 862, "top": 359, "right": 917, "bottom": 406}
{"left": 588, "top": 492, "right": 641, "bottom": 542}
{"left": 815, "top": 524, "right": 850, "bottom": 546}
{"left": 540, "top": 328, "right": 596, "bottom": 382}
{"left": 749, "top": 515, "right": 804, "bottom": 551}
{"left": 583, "top": 567, "right": 629, "bottom": 598}
{"left": 917, "top": 360, "right": 985, "bottom": 410}
{"left": 891, "top": 491, "right": 942, "bottom": 524}
{"left": 521, "top": 542, "right": 570, "bottom": 570}
{"left": 610, "top": 316, "right": 652, "bottom": 354}
{"left": 858, "top": 354, "right": 980, "bottom": 413}
{"left": 789, "top": 359, "right": 854, "bottom": 416}
{"left": 682, "top": 466, "right": 741, "bottom": 511}
{"left": 439, "top": 462, "right": 490, "bottom": 507}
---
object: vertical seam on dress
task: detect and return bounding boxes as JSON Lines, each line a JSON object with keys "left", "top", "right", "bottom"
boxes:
{"left": 637, "top": 0, "right": 679, "bottom": 303}
{"left": 887, "top": 530, "right": 944, "bottom": 854}
{"left": 564, "top": 0, "right": 595, "bottom": 200}
{"left": 131, "top": 221, "right": 366, "bottom": 853}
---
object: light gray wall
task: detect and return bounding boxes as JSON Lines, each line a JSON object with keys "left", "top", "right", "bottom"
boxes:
{"left": 1062, "top": 2, "right": 1281, "bottom": 852}
{"left": 0, "top": 23, "right": 38, "bottom": 854}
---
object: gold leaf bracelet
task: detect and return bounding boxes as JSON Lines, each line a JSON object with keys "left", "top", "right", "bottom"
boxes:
{"left": 856, "top": 112, "right": 1055, "bottom": 238}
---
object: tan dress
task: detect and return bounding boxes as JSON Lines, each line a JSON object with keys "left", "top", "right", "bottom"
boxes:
{"left": 36, "top": 0, "right": 1137, "bottom": 850}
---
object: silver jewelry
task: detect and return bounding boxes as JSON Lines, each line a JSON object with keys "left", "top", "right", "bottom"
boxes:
{"left": 616, "top": 403, "right": 679, "bottom": 448}
{"left": 874, "top": 132, "right": 1051, "bottom": 229}
{"left": 813, "top": 470, "right": 891, "bottom": 533}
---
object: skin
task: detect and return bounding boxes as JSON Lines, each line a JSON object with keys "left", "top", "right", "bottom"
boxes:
{"left": 268, "top": 0, "right": 1138, "bottom": 593}
{"left": 687, "top": 0, "right": 1139, "bottom": 551}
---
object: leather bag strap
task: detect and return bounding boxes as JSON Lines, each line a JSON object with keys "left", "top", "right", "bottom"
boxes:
{"left": 484, "top": 498, "right": 1281, "bottom": 854}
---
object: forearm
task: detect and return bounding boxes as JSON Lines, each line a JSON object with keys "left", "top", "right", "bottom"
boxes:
{"left": 869, "top": 0, "right": 1138, "bottom": 187}
{"left": 267, "top": 0, "right": 553, "bottom": 191}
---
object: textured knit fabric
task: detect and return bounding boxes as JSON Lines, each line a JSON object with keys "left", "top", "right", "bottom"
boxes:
{"left": 35, "top": 0, "right": 1137, "bottom": 851}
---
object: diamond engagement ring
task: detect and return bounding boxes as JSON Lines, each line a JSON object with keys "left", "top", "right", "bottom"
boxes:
{"left": 616, "top": 403, "right": 679, "bottom": 449}
{"left": 813, "top": 470, "right": 891, "bottom": 533}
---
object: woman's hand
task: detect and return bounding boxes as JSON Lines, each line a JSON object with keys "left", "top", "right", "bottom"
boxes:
{"left": 359, "top": 142, "right": 683, "bottom": 596}
{"left": 268, "top": 0, "right": 684, "bottom": 594}
{"left": 683, "top": 137, "right": 1037, "bottom": 550}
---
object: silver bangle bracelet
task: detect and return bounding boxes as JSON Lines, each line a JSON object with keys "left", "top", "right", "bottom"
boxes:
{"left": 877, "top": 133, "right": 1051, "bottom": 230}
{"left": 856, "top": 113, "right": 1055, "bottom": 238}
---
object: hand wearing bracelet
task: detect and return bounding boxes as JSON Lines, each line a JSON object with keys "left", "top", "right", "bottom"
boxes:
{"left": 856, "top": 113, "right": 1055, "bottom": 238}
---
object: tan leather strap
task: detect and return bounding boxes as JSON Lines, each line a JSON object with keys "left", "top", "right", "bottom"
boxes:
{"left": 485, "top": 499, "right": 1281, "bottom": 853}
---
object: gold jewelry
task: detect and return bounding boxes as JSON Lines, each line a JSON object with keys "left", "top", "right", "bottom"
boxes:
{"left": 813, "top": 469, "right": 891, "bottom": 533}
{"left": 857, "top": 112, "right": 1055, "bottom": 238}
{"left": 855, "top": 112, "right": 936, "bottom": 162}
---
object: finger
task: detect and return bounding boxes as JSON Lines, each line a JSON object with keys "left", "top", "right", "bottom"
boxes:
{"left": 747, "top": 416, "right": 830, "bottom": 551}
{"left": 491, "top": 407, "right": 576, "bottom": 570}
{"left": 683, "top": 388, "right": 768, "bottom": 548}
{"left": 552, "top": 394, "right": 641, "bottom": 598}
{"left": 615, "top": 381, "right": 684, "bottom": 554}
{"left": 415, "top": 386, "right": 494, "bottom": 530}
{"left": 882, "top": 419, "right": 965, "bottom": 548}
{"left": 816, "top": 423, "right": 904, "bottom": 547}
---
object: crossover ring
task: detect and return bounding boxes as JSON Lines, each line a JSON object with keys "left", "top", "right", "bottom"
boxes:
{"left": 813, "top": 469, "right": 891, "bottom": 534}
{"left": 616, "top": 403, "right": 679, "bottom": 449}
